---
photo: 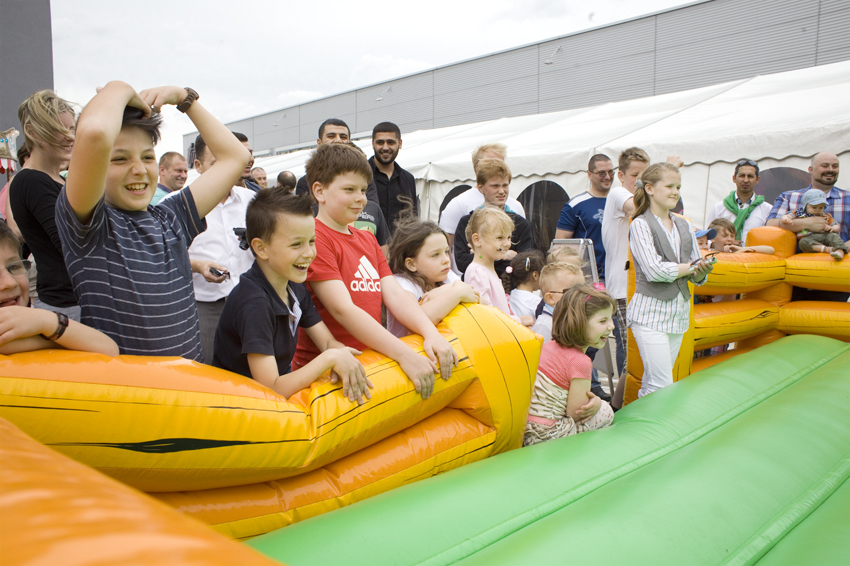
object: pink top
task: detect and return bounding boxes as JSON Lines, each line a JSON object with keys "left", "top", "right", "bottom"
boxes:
{"left": 464, "top": 262, "right": 512, "bottom": 317}
{"left": 527, "top": 341, "right": 593, "bottom": 423}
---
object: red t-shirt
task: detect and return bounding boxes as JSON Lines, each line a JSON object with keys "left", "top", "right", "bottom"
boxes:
{"left": 537, "top": 341, "right": 592, "bottom": 391}
{"left": 292, "top": 219, "right": 391, "bottom": 368}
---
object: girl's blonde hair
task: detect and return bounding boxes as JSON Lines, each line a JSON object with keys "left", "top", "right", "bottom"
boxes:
{"left": 631, "top": 162, "right": 679, "bottom": 219}
{"left": 18, "top": 90, "right": 76, "bottom": 151}
{"left": 465, "top": 206, "right": 514, "bottom": 252}
{"left": 551, "top": 284, "right": 616, "bottom": 350}
{"left": 388, "top": 207, "right": 450, "bottom": 293}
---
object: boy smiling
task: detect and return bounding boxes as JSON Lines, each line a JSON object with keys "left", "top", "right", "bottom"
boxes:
{"left": 56, "top": 82, "right": 250, "bottom": 359}
{"left": 292, "top": 143, "right": 457, "bottom": 400}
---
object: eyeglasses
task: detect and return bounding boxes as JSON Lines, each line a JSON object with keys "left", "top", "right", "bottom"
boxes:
{"left": 592, "top": 170, "right": 615, "bottom": 178}
{"left": 1, "top": 260, "right": 31, "bottom": 277}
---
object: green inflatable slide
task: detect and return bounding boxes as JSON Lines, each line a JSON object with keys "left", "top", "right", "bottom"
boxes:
{"left": 248, "top": 335, "right": 850, "bottom": 565}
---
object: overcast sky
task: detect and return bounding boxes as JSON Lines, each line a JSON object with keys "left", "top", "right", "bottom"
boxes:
{"left": 51, "top": 0, "right": 687, "bottom": 156}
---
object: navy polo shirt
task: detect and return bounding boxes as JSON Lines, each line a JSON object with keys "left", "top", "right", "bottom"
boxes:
{"left": 556, "top": 192, "right": 607, "bottom": 279}
{"left": 213, "top": 261, "right": 322, "bottom": 379}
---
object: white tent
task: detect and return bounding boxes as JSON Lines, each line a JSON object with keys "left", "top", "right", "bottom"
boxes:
{"left": 190, "top": 59, "right": 850, "bottom": 228}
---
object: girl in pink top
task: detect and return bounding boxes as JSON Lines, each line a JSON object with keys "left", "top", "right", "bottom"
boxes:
{"left": 524, "top": 284, "right": 616, "bottom": 446}
{"left": 463, "top": 206, "right": 532, "bottom": 325}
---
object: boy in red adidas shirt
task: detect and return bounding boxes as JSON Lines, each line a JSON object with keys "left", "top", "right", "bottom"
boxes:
{"left": 292, "top": 143, "right": 456, "bottom": 399}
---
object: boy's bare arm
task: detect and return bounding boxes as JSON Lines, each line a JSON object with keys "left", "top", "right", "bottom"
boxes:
{"left": 140, "top": 88, "right": 250, "bottom": 219}
{"left": 66, "top": 81, "right": 150, "bottom": 223}
{"left": 310, "top": 279, "right": 437, "bottom": 399}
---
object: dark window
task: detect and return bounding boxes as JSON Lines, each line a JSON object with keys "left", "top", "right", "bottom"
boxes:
{"left": 438, "top": 185, "right": 471, "bottom": 223}
{"left": 754, "top": 167, "right": 811, "bottom": 206}
{"left": 517, "top": 181, "right": 569, "bottom": 252}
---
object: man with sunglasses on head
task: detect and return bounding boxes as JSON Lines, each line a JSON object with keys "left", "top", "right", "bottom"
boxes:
{"left": 705, "top": 159, "right": 772, "bottom": 244}
{"left": 554, "top": 153, "right": 613, "bottom": 283}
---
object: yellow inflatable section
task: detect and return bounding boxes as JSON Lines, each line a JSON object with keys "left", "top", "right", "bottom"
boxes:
{"left": 0, "top": 303, "right": 540, "bottom": 539}
{"left": 624, "top": 226, "right": 850, "bottom": 404}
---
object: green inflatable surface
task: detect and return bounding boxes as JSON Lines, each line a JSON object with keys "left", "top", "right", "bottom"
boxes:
{"left": 248, "top": 335, "right": 850, "bottom": 565}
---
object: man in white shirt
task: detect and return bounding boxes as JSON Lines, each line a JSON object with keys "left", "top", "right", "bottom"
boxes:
{"left": 438, "top": 143, "right": 526, "bottom": 274}
{"left": 705, "top": 159, "right": 771, "bottom": 244}
{"left": 172, "top": 133, "right": 256, "bottom": 364}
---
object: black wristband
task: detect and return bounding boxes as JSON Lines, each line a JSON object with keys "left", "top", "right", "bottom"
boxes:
{"left": 42, "top": 312, "right": 69, "bottom": 341}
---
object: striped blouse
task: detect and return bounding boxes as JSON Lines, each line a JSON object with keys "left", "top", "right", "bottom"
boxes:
{"left": 627, "top": 213, "right": 706, "bottom": 334}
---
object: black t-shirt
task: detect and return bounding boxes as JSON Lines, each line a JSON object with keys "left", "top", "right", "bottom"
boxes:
{"left": 9, "top": 169, "right": 77, "bottom": 307}
{"left": 369, "top": 156, "right": 418, "bottom": 233}
{"left": 355, "top": 201, "right": 390, "bottom": 246}
{"left": 453, "top": 210, "right": 535, "bottom": 276}
{"left": 213, "top": 261, "right": 322, "bottom": 379}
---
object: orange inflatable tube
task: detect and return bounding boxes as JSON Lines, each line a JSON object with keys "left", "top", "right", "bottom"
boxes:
{"left": 0, "top": 416, "right": 283, "bottom": 566}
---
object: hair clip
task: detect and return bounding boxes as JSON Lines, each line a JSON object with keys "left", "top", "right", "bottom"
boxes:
{"left": 585, "top": 295, "right": 592, "bottom": 302}
{"left": 525, "top": 257, "right": 530, "bottom": 271}
{"left": 592, "top": 282, "right": 606, "bottom": 291}
{"left": 233, "top": 227, "right": 249, "bottom": 251}
{"left": 505, "top": 266, "right": 513, "bottom": 273}
{"left": 635, "top": 179, "right": 645, "bottom": 189}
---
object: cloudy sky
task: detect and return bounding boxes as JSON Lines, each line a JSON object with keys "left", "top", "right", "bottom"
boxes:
{"left": 51, "top": 0, "right": 686, "bottom": 155}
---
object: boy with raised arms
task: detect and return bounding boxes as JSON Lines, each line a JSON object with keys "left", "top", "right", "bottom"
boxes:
{"left": 56, "top": 83, "right": 250, "bottom": 359}
{"left": 213, "top": 190, "right": 371, "bottom": 402}
{"left": 292, "top": 143, "right": 457, "bottom": 399}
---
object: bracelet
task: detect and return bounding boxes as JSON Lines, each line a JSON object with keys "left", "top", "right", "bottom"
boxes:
{"left": 42, "top": 312, "right": 69, "bottom": 341}
{"left": 177, "top": 87, "right": 199, "bottom": 113}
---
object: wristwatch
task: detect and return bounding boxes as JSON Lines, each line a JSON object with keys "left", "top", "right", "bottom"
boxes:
{"left": 42, "top": 312, "right": 69, "bottom": 341}
{"left": 177, "top": 88, "right": 199, "bottom": 113}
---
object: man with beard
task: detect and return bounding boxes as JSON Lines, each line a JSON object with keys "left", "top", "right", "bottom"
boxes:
{"left": 767, "top": 151, "right": 849, "bottom": 301}
{"left": 706, "top": 159, "right": 772, "bottom": 243}
{"left": 369, "top": 122, "right": 417, "bottom": 233}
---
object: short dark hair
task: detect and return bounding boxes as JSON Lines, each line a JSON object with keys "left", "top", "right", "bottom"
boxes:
{"left": 305, "top": 143, "right": 372, "bottom": 198}
{"left": 195, "top": 131, "right": 247, "bottom": 165}
{"left": 122, "top": 107, "right": 162, "bottom": 145}
{"left": 318, "top": 118, "right": 349, "bottom": 139}
{"left": 159, "top": 151, "right": 185, "bottom": 168}
{"left": 246, "top": 190, "right": 314, "bottom": 257}
{"left": 277, "top": 171, "right": 297, "bottom": 192}
{"left": 588, "top": 154, "right": 612, "bottom": 172}
{"left": 734, "top": 158, "right": 760, "bottom": 176}
{"left": 372, "top": 121, "right": 401, "bottom": 139}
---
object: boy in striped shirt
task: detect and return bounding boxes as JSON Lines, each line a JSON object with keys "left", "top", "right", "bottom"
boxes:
{"left": 56, "top": 83, "right": 249, "bottom": 360}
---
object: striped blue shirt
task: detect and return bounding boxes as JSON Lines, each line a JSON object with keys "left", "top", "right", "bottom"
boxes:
{"left": 56, "top": 188, "right": 206, "bottom": 360}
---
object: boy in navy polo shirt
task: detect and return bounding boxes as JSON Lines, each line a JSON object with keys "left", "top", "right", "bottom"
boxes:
{"left": 213, "top": 190, "right": 371, "bottom": 403}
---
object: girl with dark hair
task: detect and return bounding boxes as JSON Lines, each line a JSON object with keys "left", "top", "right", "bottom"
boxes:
{"left": 386, "top": 213, "right": 478, "bottom": 338}
{"left": 502, "top": 249, "right": 544, "bottom": 319}
{"left": 523, "top": 284, "right": 616, "bottom": 446}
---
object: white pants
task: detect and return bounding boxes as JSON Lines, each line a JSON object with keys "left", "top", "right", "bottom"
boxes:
{"left": 632, "top": 323, "right": 684, "bottom": 398}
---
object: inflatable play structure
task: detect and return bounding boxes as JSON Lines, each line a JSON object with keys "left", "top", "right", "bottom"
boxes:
{"left": 244, "top": 334, "right": 850, "bottom": 565}
{"left": 623, "top": 226, "right": 850, "bottom": 404}
{"left": 0, "top": 304, "right": 540, "bottom": 541}
{"left": 1, "top": 232, "right": 849, "bottom": 565}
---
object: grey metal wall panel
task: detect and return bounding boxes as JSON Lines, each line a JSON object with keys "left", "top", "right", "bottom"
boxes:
{"left": 355, "top": 72, "right": 433, "bottom": 115}
{"left": 538, "top": 81, "right": 655, "bottom": 114}
{"left": 540, "top": 51, "right": 655, "bottom": 102}
{"left": 434, "top": 75, "right": 537, "bottom": 120}
{"left": 537, "top": 16, "right": 655, "bottom": 67}
{"left": 253, "top": 108, "right": 298, "bottom": 137}
{"left": 654, "top": 56, "right": 814, "bottom": 95}
{"left": 816, "top": 0, "right": 850, "bottom": 64}
{"left": 254, "top": 126, "right": 300, "bottom": 152}
{"left": 434, "top": 45, "right": 538, "bottom": 96}
{"left": 655, "top": 19, "right": 818, "bottom": 91}
{"left": 356, "top": 98, "right": 434, "bottom": 134}
{"left": 433, "top": 101, "right": 539, "bottom": 129}
{"left": 299, "top": 92, "right": 357, "bottom": 124}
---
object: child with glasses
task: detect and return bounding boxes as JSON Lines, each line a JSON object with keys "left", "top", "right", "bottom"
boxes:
{"left": 0, "top": 222, "right": 117, "bottom": 355}
{"left": 530, "top": 262, "right": 585, "bottom": 342}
